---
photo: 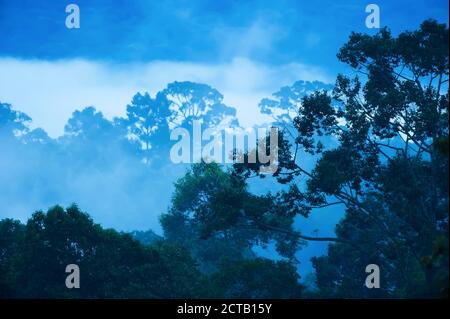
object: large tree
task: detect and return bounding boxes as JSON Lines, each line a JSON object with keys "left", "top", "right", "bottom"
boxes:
{"left": 160, "top": 162, "right": 303, "bottom": 265}
{"left": 161, "top": 81, "right": 239, "bottom": 129}
{"left": 160, "top": 162, "right": 304, "bottom": 295}
{"left": 62, "top": 106, "right": 138, "bottom": 169}
{"left": 124, "top": 82, "right": 239, "bottom": 166}
{"left": 259, "top": 80, "right": 334, "bottom": 141}
{"left": 124, "top": 92, "right": 172, "bottom": 163}
{"left": 175, "top": 20, "right": 448, "bottom": 297}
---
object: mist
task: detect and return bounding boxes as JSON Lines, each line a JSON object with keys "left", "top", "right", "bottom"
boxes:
{"left": 0, "top": 78, "right": 341, "bottom": 277}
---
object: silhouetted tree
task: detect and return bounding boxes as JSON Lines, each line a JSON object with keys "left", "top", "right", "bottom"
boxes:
{"left": 162, "top": 81, "right": 239, "bottom": 129}
{"left": 0, "top": 102, "right": 31, "bottom": 140}
{"left": 231, "top": 20, "right": 448, "bottom": 297}
{"left": 124, "top": 92, "right": 171, "bottom": 163}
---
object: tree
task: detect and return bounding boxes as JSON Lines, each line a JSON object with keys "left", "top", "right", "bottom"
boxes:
{"left": 0, "top": 219, "right": 25, "bottom": 297}
{"left": 130, "top": 229, "right": 163, "bottom": 246}
{"left": 0, "top": 102, "right": 31, "bottom": 140}
{"left": 309, "top": 20, "right": 448, "bottom": 298}
{"left": 161, "top": 203, "right": 257, "bottom": 274}
{"left": 161, "top": 162, "right": 305, "bottom": 263}
{"left": 124, "top": 92, "right": 172, "bottom": 163}
{"left": 208, "top": 258, "right": 303, "bottom": 298}
{"left": 259, "top": 80, "right": 333, "bottom": 141}
{"left": 123, "top": 83, "right": 239, "bottom": 166}
{"left": 230, "top": 19, "right": 448, "bottom": 297}
{"left": 161, "top": 81, "right": 239, "bottom": 129}
{"left": 161, "top": 162, "right": 305, "bottom": 296}
{"left": 21, "top": 128, "right": 52, "bottom": 145}
{"left": 62, "top": 106, "right": 137, "bottom": 168}
{"left": 64, "top": 106, "right": 115, "bottom": 139}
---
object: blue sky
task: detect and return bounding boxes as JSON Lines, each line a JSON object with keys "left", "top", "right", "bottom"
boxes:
{"left": 1, "top": 0, "right": 448, "bottom": 67}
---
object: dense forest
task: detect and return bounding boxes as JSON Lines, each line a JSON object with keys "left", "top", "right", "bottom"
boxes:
{"left": 0, "top": 20, "right": 448, "bottom": 298}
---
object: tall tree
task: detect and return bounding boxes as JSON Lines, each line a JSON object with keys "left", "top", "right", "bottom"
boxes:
{"left": 62, "top": 106, "right": 136, "bottom": 168}
{"left": 161, "top": 81, "right": 239, "bottom": 129}
{"left": 124, "top": 92, "right": 171, "bottom": 163}
{"left": 161, "top": 162, "right": 305, "bottom": 262}
{"left": 259, "top": 80, "right": 333, "bottom": 141}
{"left": 230, "top": 20, "right": 448, "bottom": 297}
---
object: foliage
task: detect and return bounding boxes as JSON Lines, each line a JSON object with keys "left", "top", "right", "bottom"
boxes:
{"left": 0, "top": 204, "right": 304, "bottom": 298}
{"left": 0, "top": 20, "right": 448, "bottom": 299}
{"left": 0, "top": 205, "right": 205, "bottom": 298}
{"left": 161, "top": 162, "right": 304, "bottom": 262}
{"left": 208, "top": 258, "right": 303, "bottom": 298}
{"left": 232, "top": 19, "right": 449, "bottom": 298}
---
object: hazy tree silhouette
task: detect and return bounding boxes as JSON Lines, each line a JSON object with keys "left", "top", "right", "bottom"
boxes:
{"left": 162, "top": 81, "right": 239, "bottom": 129}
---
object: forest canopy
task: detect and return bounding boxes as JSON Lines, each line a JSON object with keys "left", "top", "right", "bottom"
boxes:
{"left": 0, "top": 19, "right": 448, "bottom": 298}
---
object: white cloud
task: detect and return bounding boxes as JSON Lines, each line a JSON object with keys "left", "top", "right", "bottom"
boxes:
{"left": 0, "top": 57, "right": 332, "bottom": 137}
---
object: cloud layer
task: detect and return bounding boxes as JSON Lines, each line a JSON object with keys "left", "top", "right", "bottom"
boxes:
{"left": 0, "top": 57, "right": 332, "bottom": 136}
